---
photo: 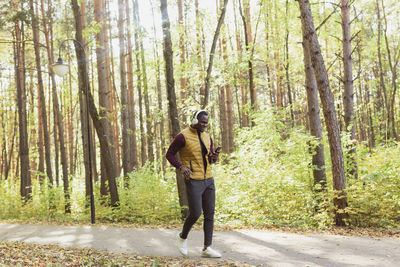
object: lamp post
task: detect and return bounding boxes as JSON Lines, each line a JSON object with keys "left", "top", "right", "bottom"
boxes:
{"left": 52, "top": 38, "right": 95, "bottom": 224}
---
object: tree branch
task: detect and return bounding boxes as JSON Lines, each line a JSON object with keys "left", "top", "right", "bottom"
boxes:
{"left": 202, "top": 0, "right": 229, "bottom": 108}
{"left": 316, "top": 6, "right": 339, "bottom": 32}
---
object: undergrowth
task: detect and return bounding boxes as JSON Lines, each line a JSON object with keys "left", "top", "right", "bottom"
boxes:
{"left": 1, "top": 109, "right": 400, "bottom": 229}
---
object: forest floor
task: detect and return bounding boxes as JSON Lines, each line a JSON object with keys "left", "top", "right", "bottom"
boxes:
{"left": 0, "top": 222, "right": 400, "bottom": 266}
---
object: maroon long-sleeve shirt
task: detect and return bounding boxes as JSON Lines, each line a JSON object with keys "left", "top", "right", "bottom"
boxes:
{"left": 166, "top": 131, "right": 215, "bottom": 170}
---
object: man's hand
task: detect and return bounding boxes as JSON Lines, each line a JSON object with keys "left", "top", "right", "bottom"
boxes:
{"left": 210, "top": 149, "right": 220, "bottom": 163}
{"left": 179, "top": 166, "right": 192, "bottom": 179}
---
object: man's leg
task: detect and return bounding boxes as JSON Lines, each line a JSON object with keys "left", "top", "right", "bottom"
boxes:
{"left": 202, "top": 178, "right": 215, "bottom": 247}
{"left": 180, "top": 179, "right": 204, "bottom": 239}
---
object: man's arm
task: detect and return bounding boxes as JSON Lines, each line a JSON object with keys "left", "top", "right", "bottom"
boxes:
{"left": 165, "top": 133, "right": 185, "bottom": 169}
{"left": 166, "top": 134, "right": 193, "bottom": 179}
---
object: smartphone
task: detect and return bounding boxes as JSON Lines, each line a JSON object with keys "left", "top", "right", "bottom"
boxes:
{"left": 215, "top": 146, "right": 222, "bottom": 153}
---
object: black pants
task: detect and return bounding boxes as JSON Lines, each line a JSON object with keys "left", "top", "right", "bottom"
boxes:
{"left": 180, "top": 178, "right": 215, "bottom": 246}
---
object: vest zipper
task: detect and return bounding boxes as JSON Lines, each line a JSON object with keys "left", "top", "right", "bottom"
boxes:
{"left": 197, "top": 133, "right": 207, "bottom": 180}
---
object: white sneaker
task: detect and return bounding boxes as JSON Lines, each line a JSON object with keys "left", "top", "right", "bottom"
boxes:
{"left": 201, "top": 247, "right": 222, "bottom": 258}
{"left": 176, "top": 233, "right": 188, "bottom": 256}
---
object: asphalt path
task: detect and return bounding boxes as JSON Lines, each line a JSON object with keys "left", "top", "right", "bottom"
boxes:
{"left": 0, "top": 223, "right": 399, "bottom": 266}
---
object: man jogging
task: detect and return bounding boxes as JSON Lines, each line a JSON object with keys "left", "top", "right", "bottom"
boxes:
{"left": 166, "top": 110, "right": 221, "bottom": 258}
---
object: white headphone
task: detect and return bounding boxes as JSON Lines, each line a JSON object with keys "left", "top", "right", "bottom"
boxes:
{"left": 192, "top": 110, "right": 206, "bottom": 125}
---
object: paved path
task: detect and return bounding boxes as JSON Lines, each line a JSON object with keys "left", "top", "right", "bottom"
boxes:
{"left": 0, "top": 223, "right": 399, "bottom": 266}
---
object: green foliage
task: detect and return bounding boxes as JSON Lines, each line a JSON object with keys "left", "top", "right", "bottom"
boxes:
{"left": 96, "top": 164, "right": 181, "bottom": 224}
{"left": 214, "top": 109, "right": 327, "bottom": 228}
{"left": 213, "top": 109, "right": 400, "bottom": 229}
{"left": 346, "top": 144, "right": 400, "bottom": 228}
{"left": 0, "top": 165, "right": 181, "bottom": 224}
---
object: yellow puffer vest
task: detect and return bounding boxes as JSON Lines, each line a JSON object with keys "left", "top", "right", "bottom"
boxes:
{"left": 180, "top": 127, "right": 212, "bottom": 180}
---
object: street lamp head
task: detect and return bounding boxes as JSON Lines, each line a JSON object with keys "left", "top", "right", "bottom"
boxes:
{"left": 52, "top": 57, "right": 69, "bottom": 77}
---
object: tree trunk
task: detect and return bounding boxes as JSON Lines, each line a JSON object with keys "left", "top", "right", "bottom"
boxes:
{"left": 298, "top": 0, "right": 349, "bottom": 226}
{"left": 105, "top": 0, "right": 121, "bottom": 166}
{"left": 365, "top": 79, "right": 375, "bottom": 149}
{"left": 66, "top": 49, "right": 76, "bottom": 175}
{"left": 4, "top": 110, "right": 17, "bottom": 180}
{"left": 30, "top": 0, "right": 53, "bottom": 186}
{"left": 160, "top": 0, "right": 187, "bottom": 216}
{"left": 13, "top": 16, "right": 31, "bottom": 200}
{"left": 40, "top": 0, "right": 71, "bottom": 212}
{"left": 195, "top": 0, "right": 205, "bottom": 104}
{"left": 125, "top": 0, "right": 139, "bottom": 170}
{"left": 239, "top": 0, "right": 256, "bottom": 113}
{"left": 375, "top": 0, "right": 388, "bottom": 140}
{"left": 136, "top": 0, "right": 154, "bottom": 163}
{"left": 151, "top": 0, "right": 166, "bottom": 176}
{"left": 77, "top": 81, "right": 91, "bottom": 201}
{"left": 118, "top": 0, "right": 131, "bottom": 183}
{"left": 222, "top": 26, "right": 234, "bottom": 153}
{"left": 132, "top": 0, "right": 147, "bottom": 166}
{"left": 76, "top": 2, "right": 92, "bottom": 203}
{"left": 381, "top": 0, "right": 399, "bottom": 141}
{"left": 233, "top": 0, "right": 248, "bottom": 127}
{"left": 53, "top": 93, "right": 60, "bottom": 187}
{"left": 71, "top": 0, "right": 120, "bottom": 206}
{"left": 178, "top": 0, "right": 186, "bottom": 122}
{"left": 95, "top": 0, "right": 118, "bottom": 196}
{"left": 285, "top": 0, "right": 294, "bottom": 125}
{"left": 202, "top": 0, "right": 229, "bottom": 108}
{"left": 219, "top": 82, "right": 229, "bottom": 153}
{"left": 341, "top": 0, "right": 358, "bottom": 179}
{"left": 220, "top": 23, "right": 231, "bottom": 153}
{"left": 301, "top": 29, "right": 327, "bottom": 191}
{"left": 37, "top": 71, "right": 45, "bottom": 182}
{"left": 265, "top": 8, "right": 275, "bottom": 106}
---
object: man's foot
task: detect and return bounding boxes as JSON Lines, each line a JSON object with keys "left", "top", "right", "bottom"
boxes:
{"left": 201, "top": 247, "right": 221, "bottom": 258}
{"left": 176, "top": 233, "right": 188, "bottom": 256}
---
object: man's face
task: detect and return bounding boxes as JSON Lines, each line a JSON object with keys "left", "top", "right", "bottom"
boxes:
{"left": 195, "top": 115, "right": 208, "bottom": 132}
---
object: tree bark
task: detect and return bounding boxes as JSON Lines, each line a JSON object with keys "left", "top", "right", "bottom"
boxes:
{"left": 160, "top": 0, "right": 187, "bottom": 216}
{"left": 30, "top": 0, "right": 53, "bottom": 186}
{"left": 195, "top": 0, "right": 205, "bottom": 104}
{"left": 239, "top": 0, "right": 256, "bottom": 112}
{"left": 13, "top": 14, "right": 31, "bottom": 200}
{"left": 285, "top": 0, "right": 294, "bottom": 125}
{"left": 125, "top": 0, "right": 139, "bottom": 170}
{"left": 151, "top": 0, "right": 166, "bottom": 176}
{"left": 366, "top": 79, "right": 375, "bottom": 149}
{"left": 219, "top": 82, "right": 229, "bottom": 153}
{"left": 76, "top": 2, "right": 92, "bottom": 203}
{"left": 341, "top": 0, "right": 358, "bottom": 178}
{"left": 220, "top": 22, "right": 231, "bottom": 153}
{"left": 298, "top": 0, "right": 349, "bottom": 226}
{"left": 118, "top": 0, "right": 131, "bottom": 183}
{"left": 132, "top": 0, "right": 147, "bottom": 166}
{"left": 37, "top": 70, "right": 45, "bottom": 182}
{"left": 3, "top": 109, "right": 17, "bottom": 180}
{"left": 233, "top": 0, "right": 248, "bottom": 127}
{"left": 301, "top": 28, "right": 327, "bottom": 191}
{"left": 105, "top": 0, "right": 121, "bottom": 166}
{"left": 221, "top": 25, "right": 234, "bottom": 153}
{"left": 95, "top": 0, "right": 119, "bottom": 196}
